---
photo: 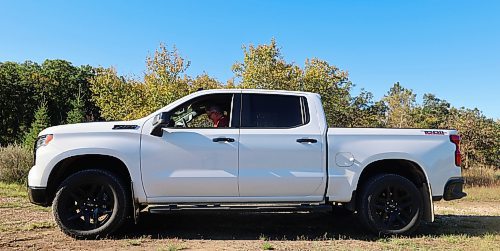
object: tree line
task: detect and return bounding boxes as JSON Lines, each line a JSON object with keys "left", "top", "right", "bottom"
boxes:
{"left": 0, "top": 40, "right": 498, "bottom": 170}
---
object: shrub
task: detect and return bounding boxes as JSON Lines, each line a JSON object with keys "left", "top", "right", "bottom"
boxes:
{"left": 463, "top": 165, "right": 500, "bottom": 187}
{"left": 0, "top": 144, "right": 33, "bottom": 183}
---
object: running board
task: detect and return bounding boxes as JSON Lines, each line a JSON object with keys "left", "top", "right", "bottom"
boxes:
{"left": 148, "top": 204, "right": 333, "bottom": 214}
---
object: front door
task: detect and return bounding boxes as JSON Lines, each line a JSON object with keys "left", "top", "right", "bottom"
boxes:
{"left": 141, "top": 93, "right": 240, "bottom": 198}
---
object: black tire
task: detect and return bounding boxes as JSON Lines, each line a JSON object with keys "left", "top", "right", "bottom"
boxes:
{"left": 52, "top": 169, "right": 129, "bottom": 239}
{"left": 358, "top": 174, "right": 423, "bottom": 235}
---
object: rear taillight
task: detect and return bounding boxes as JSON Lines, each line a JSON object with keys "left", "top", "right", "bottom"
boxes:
{"left": 450, "top": 135, "right": 461, "bottom": 167}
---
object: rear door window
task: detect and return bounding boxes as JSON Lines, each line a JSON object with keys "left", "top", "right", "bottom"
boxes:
{"left": 241, "top": 94, "right": 309, "bottom": 128}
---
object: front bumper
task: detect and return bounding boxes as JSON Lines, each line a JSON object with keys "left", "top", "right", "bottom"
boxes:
{"left": 28, "top": 186, "right": 49, "bottom": 207}
{"left": 443, "top": 177, "right": 467, "bottom": 201}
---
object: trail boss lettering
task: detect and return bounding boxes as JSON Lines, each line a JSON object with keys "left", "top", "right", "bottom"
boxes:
{"left": 424, "top": 130, "right": 446, "bottom": 135}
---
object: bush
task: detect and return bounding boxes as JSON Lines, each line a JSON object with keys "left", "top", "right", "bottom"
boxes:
{"left": 463, "top": 165, "right": 500, "bottom": 187}
{"left": 0, "top": 144, "right": 33, "bottom": 183}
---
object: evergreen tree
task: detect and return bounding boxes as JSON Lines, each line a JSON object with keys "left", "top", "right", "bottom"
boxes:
{"left": 23, "top": 101, "right": 50, "bottom": 149}
{"left": 66, "top": 95, "right": 85, "bottom": 124}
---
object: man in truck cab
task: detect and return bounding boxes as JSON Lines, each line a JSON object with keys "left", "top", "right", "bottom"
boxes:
{"left": 206, "top": 105, "right": 229, "bottom": 127}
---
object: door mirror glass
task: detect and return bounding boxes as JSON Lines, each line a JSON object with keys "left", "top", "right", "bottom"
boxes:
{"left": 151, "top": 112, "right": 171, "bottom": 137}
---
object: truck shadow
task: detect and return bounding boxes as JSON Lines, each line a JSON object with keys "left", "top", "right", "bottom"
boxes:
{"left": 115, "top": 210, "right": 500, "bottom": 240}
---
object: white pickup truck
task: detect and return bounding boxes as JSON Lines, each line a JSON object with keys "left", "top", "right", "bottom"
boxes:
{"left": 28, "top": 89, "right": 466, "bottom": 238}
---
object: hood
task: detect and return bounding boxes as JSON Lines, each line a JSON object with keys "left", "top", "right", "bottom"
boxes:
{"left": 39, "top": 120, "right": 144, "bottom": 136}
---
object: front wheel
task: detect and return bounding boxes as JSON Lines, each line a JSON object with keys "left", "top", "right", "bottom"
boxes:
{"left": 52, "top": 169, "right": 129, "bottom": 238}
{"left": 358, "top": 174, "right": 423, "bottom": 235}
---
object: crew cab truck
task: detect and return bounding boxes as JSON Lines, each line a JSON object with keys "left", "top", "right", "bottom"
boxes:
{"left": 28, "top": 89, "right": 466, "bottom": 238}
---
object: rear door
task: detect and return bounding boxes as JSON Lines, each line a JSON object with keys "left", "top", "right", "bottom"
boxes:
{"left": 238, "top": 92, "right": 325, "bottom": 198}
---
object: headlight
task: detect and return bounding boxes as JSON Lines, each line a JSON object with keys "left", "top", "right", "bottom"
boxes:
{"left": 35, "top": 134, "right": 54, "bottom": 151}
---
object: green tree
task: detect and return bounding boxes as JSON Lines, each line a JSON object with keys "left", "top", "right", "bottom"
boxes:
{"left": 144, "top": 43, "right": 191, "bottom": 109}
{"left": 23, "top": 101, "right": 50, "bottom": 149}
{"left": 232, "top": 39, "right": 302, "bottom": 91}
{"left": 189, "top": 73, "right": 223, "bottom": 92}
{"left": 415, "top": 93, "right": 450, "bottom": 128}
{"left": 445, "top": 108, "right": 498, "bottom": 169}
{"left": 0, "top": 61, "right": 39, "bottom": 145}
{"left": 302, "top": 58, "right": 352, "bottom": 127}
{"left": 382, "top": 82, "right": 417, "bottom": 128}
{"left": 0, "top": 62, "right": 23, "bottom": 145}
{"left": 39, "top": 60, "right": 97, "bottom": 125}
{"left": 348, "top": 90, "right": 387, "bottom": 127}
{"left": 0, "top": 60, "right": 97, "bottom": 145}
{"left": 232, "top": 40, "right": 354, "bottom": 127}
{"left": 90, "top": 67, "right": 150, "bottom": 121}
{"left": 91, "top": 44, "right": 194, "bottom": 121}
{"left": 491, "top": 120, "right": 500, "bottom": 168}
{"left": 66, "top": 95, "right": 86, "bottom": 124}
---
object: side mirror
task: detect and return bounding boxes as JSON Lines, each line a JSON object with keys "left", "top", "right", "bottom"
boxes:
{"left": 150, "top": 112, "right": 171, "bottom": 137}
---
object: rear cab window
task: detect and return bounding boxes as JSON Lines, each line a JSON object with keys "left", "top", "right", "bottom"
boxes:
{"left": 241, "top": 93, "right": 309, "bottom": 128}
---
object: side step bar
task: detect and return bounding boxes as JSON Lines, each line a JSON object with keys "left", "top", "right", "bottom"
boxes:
{"left": 148, "top": 204, "right": 333, "bottom": 214}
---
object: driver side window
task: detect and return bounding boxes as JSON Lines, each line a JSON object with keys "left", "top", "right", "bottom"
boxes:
{"left": 168, "top": 93, "right": 239, "bottom": 129}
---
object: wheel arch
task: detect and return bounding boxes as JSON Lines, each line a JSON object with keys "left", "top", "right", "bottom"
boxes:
{"left": 46, "top": 154, "right": 132, "bottom": 206}
{"left": 353, "top": 159, "right": 433, "bottom": 222}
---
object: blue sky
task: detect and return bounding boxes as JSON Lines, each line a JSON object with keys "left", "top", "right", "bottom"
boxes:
{"left": 1, "top": 1, "right": 499, "bottom": 118}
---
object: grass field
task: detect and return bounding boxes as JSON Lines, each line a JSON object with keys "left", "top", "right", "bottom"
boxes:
{"left": 0, "top": 182, "right": 498, "bottom": 250}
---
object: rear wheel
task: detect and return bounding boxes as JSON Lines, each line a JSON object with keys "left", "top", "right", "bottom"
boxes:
{"left": 52, "top": 169, "right": 129, "bottom": 238}
{"left": 358, "top": 174, "right": 423, "bottom": 235}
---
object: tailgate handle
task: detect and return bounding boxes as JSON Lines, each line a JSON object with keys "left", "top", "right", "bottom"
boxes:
{"left": 213, "top": 137, "right": 235, "bottom": 143}
{"left": 296, "top": 138, "right": 317, "bottom": 143}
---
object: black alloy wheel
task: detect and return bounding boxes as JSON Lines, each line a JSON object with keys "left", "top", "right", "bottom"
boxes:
{"left": 52, "top": 169, "right": 129, "bottom": 238}
{"left": 358, "top": 174, "right": 423, "bottom": 235}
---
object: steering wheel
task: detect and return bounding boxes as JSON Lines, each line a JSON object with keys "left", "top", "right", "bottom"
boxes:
{"left": 182, "top": 118, "right": 188, "bottom": 128}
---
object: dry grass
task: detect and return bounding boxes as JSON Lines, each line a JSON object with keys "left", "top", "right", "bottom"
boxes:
{"left": 463, "top": 165, "right": 500, "bottom": 187}
{"left": 463, "top": 186, "right": 500, "bottom": 202}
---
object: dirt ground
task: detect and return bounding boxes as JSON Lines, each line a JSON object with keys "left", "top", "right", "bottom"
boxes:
{"left": 0, "top": 187, "right": 499, "bottom": 250}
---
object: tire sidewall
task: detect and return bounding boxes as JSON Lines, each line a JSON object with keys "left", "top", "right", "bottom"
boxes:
{"left": 52, "top": 169, "right": 128, "bottom": 238}
{"left": 359, "top": 174, "right": 423, "bottom": 235}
